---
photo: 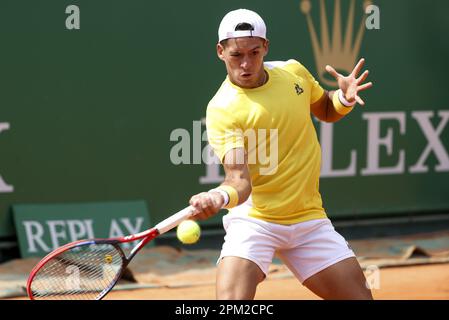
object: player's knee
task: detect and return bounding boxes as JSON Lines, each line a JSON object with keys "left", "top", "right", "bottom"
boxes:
{"left": 216, "top": 286, "right": 255, "bottom": 300}
{"left": 216, "top": 288, "right": 236, "bottom": 300}
{"left": 216, "top": 277, "right": 259, "bottom": 300}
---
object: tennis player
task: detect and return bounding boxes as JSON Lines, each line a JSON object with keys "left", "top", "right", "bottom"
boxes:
{"left": 189, "top": 8, "right": 373, "bottom": 300}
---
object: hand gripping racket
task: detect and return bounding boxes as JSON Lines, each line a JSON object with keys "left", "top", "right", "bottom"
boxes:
{"left": 27, "top": 206, "right": 196, "bottom": 300}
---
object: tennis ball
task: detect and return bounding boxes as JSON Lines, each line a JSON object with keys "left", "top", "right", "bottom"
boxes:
{"left": 176, "top": 220, "right": 201, "bottom": 244}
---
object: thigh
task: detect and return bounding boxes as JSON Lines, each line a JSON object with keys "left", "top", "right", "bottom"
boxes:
{"left": 303, "top": 257, "right": 373, "bottom": 300}
{"left": 218, "top": 212, "right": 284, "bottom": 277}
{"left": 277, "top": 219, "right": 372, "bottom": 300}
{"left": 277, "top": 219, "right": 355, "bottom": 283}
{"left": 216, "top": 212, "right": 286, "bottom": 299}
{"left": 216, "top": 256, "right": 265, "bottom": 300}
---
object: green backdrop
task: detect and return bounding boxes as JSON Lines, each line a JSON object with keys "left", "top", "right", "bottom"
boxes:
{"left": 0, "top": 0, "right": 448, "bottom": 237}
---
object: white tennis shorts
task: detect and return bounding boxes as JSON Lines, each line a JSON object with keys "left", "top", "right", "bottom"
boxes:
{"left": 218, "top": 207, "right": 355, "bottom": 283}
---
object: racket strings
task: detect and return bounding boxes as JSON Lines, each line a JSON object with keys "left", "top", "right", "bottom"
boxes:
{"left": 30, "top": 243, "right": 124, "bottom": 300}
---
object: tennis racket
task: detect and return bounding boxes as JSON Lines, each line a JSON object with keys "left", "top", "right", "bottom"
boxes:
{"left": 27, "top": 205, "right": 196, "bottom": 300}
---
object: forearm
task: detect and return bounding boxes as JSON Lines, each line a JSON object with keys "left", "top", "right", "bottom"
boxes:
{"left": 311, "top": 90, "right": 354, "bottom": 123}
{"left": 213, "top": 147, "right": 252, "bottom": 208}
{"left": 190, "top": 149, "right": 251, "bottom": 219}
{"left": 221, "top": 172, "right": 252, "bottom": 206}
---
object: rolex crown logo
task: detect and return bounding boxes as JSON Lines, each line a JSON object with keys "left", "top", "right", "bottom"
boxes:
{"left": 300, "top": 0, "right": 372, "bottom": 88}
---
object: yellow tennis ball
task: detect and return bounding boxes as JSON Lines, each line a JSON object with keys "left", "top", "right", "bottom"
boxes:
{"left": 176, "top": 220, "right": 201, "bottom": 244}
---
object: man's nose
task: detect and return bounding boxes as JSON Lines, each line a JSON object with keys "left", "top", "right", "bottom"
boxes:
{"left": 241, "top": 57, "right": 251, "bottom": 70}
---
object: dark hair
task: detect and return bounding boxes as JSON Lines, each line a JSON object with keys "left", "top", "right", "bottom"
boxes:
{"left": 235, "top": 22, "right": 254, "bottom": 31}
{"left": 220, "top": 22, "right": 255, "bottom": 47}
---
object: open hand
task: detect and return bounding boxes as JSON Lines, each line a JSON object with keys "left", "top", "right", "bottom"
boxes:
{"left": 325, "top": 58, "right": 373, "bottom": 106}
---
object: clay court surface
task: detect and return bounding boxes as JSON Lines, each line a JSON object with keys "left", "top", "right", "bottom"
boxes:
{"left": 3, "top": 231, "right": 449, "bottom": 300}
{"left": 4, "top": 262, "right": 449, "bottom": 300}
{"left": 104, "top": 263, "right": 449, "bottom": 300}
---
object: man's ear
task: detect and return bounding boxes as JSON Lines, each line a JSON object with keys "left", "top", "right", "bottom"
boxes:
{"left": 263, "top": 39, "right": 270, "bottom": 57}
{"left": 217, "top": 43, "right": 225, "bottom": 61}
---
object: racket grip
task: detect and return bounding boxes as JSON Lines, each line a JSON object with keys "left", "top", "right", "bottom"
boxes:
{"left": 155, "top": 206, "right": 195, "bottom": 235}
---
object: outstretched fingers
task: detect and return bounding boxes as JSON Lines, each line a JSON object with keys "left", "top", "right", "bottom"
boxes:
{"left": 325, "top": 65, "right": 341, "bottom": 80}
{"left": 357, "top": 70, "right": 369, "bottom": 85}
{"left": 327, "top": 58, "right": 372, "bottom": 107}
{"left": 354, "top": 81, "right": 372, "bottom": 107}
{"left": 355, "top": 95, "right": 365, "bottom": 106}
{"left": 351, "top": 58, "right": 366, "bottom": 77}
{"left": 357, "top": 82, "right": 373, "bottom": 92}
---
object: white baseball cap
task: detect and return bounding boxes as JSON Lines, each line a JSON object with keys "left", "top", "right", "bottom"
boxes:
{"left": 218, "top": 9, "right": 267, "bottom": 42}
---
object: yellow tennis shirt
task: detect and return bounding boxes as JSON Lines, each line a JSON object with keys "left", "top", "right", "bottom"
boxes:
{"left": 206, "top": 59, "right": 328, "bottom": 224}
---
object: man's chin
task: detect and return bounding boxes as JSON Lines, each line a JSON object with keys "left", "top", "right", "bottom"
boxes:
{"left": 236, "top": 77, "right": 256, "bottom": 88}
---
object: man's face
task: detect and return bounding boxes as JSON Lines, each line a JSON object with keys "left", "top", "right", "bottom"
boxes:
{"left": 217, "top": 37, "right": 269, "bottom": 89}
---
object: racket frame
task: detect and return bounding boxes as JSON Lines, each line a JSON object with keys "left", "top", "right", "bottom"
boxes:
{"left": 27, "top": 205, "right": 194, "bottom": 300}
